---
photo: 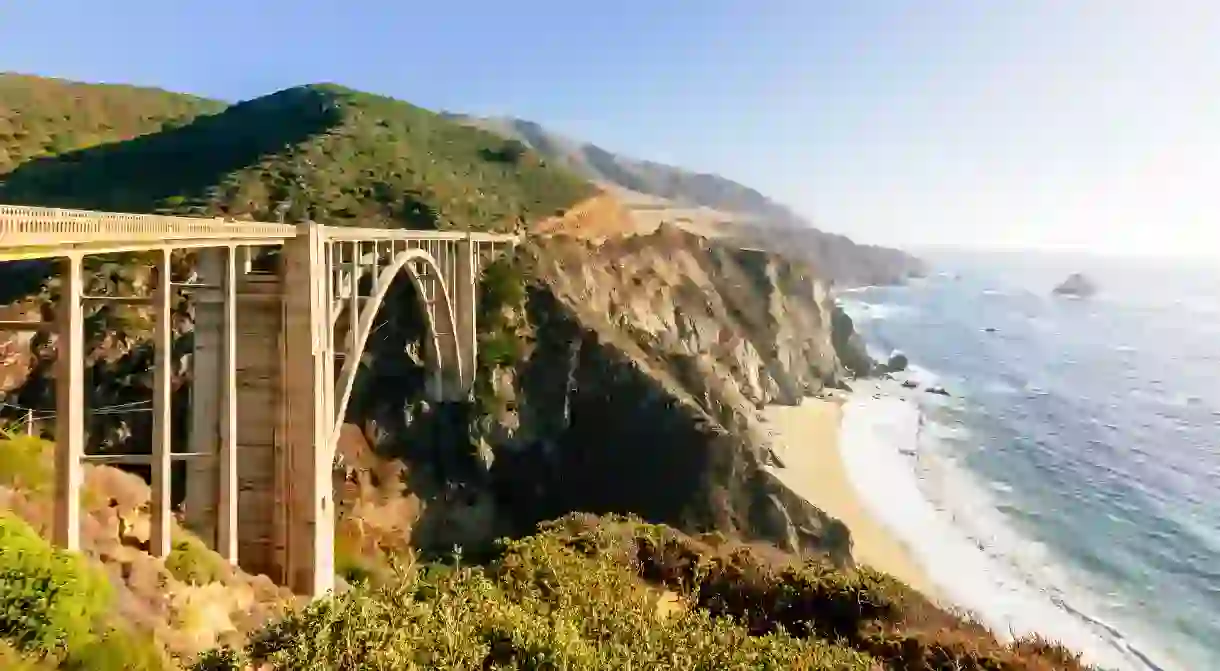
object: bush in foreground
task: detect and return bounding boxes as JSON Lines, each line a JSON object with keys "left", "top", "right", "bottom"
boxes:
{"left": 0, "top": 512, "right": 110, "bottom": 657}
{"left": 196, "top": 557, "right": 872, "bottom": 671}
{"left": 198, "top": 514, "right": 1091, "bottom": 671}
{"left": 0, "top": 510, "right": 173, "bottom": 670}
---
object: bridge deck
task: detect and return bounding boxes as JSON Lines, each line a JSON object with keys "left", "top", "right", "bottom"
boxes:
{"left": 0, "top": 204, "right": 515, "bottom": 260}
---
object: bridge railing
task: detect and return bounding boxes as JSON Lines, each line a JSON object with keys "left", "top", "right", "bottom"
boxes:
{"left": 320, "top": 227, "right": 518, "bottom": 244}
{"left": 0, "top": 204, "right": 520, "bottom": 257}
{"left": 0, "top": 204, "right": 298, "bottom": 249}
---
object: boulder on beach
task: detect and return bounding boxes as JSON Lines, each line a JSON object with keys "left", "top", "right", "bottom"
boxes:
{"left": 925, "top": 386, "right": 951, "bottom": 397}
{"left": 883, "top": 350, "right": 909, "bottom": 373}
{"left": 901, "top": 380, "right": 919, "bottom": 389}
{"left": 1052, "top": 273, "right": 1097, "bottom": 298}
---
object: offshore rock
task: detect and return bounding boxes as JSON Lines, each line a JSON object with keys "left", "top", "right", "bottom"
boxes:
{"left": 1053, "top": 272, "right": 1097, "bottom": 298}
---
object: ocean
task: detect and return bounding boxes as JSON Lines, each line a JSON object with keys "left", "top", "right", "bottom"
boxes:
{"left": 837, "top": 250, "right": 1219, "bottom": 671}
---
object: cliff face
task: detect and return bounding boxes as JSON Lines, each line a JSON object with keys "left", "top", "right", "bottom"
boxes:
{"left": 534, "top": 224, "right": 843, "bottom": 419}
{"left": 341, "top": 224, "right": 862, "bottom": 566}
{"left": 489, "top": 229, "right": 856, "bottom": 559}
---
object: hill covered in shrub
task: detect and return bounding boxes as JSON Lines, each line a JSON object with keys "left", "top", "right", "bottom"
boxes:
{"left": 0, "top": 73, "right": 225, "bottom": 175}
{"left": 0, "top": 81, "right": 596, "bottom": 233}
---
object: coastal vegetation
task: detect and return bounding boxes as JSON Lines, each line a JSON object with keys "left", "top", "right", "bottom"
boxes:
{"left": 0, "top": 82, "right": 595, "bottom": 233}
{"left": 1, "top": 431, "right": 1090, "bottom": 670}
{"left": 0, "top": 74, "right": 226, "bottom": 176}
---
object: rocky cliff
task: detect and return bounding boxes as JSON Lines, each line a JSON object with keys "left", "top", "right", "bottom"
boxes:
{"left": 339, "top": 223, "right": 867, "bottom": 569}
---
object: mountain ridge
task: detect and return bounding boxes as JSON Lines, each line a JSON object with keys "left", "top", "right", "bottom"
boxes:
{"left": 445, "top": 113, "right": 924, "bottom": 285}
{"left": 443, "top": 113, "right": 806, "bottom": 225}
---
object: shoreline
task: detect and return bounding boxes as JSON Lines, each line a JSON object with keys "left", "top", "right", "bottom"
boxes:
{"left": 812, "top": 377, "right": 1162, "bottom": 671}
{"left": 761, "top": 394, "right": 940, "bottom": 599}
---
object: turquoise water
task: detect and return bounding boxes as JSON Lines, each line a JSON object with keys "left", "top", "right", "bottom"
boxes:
{"left": 842, "top": 251, "right": 1219, "bottom": 671}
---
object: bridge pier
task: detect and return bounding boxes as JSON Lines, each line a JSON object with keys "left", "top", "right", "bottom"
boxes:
{"left": 53, "top": 255, "right": 84, "bottom": 552}
{"left": 184, "top": 250, "right": 221, "bottom": 553}
{"left": 280, "top": 225, "right": 335, "bottom": 596}
{"left": 454, "top": 238, "right": 478, "bottom": 396}
{"left": 231, "top": 270, "right": 286, "bottom": 582}
{"left": 183, "top": 248, "right": 240, "bottom": 564}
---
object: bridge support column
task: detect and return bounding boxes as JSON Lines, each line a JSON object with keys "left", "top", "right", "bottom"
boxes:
{"left": 280, "top": 225, "right": 334, "bottom": 597}
{"left": 185, "top": 249, "right": 223, "bottom": 550}
{"left": 453, "top": 238, "right": 478, "bottom": 400}
{"left": 53, "top": 255, "right": 84, "bottom": 552}
{"left": 184, "top": 248, "right": 240, "bottom": 564}
{"left": 218, "top": 248, "right": 239, "bottom": 565}
{"left": 150, "top": 249, "right": 173, "bottom": 558}
{"left": 232, "top": 268, "right": 285, "bottom": 582}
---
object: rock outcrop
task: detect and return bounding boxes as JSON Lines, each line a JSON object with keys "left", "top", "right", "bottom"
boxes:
{"left": 882, "top": 351, "right": 909, "bottom": 373}
{"left": 343, "top": 225, "right": 861, "bottom": 565}
{"left": 1052, "top": 273, "right": 1097, "bottom": 298}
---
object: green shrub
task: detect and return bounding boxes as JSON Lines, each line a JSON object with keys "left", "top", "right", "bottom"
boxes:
{"left": 165, "top": 531, "right": 231, "bottom": 586}
{"left": 475, "top": 255, "right": 529, "bottom": 371}
{"left": 196, "top": 514, "right": 1093, "bottom": 671}
{"left": 0, "top": 512, "right": 111, "bottom": 657}
{"left": 63, "top": 625, "right": 171, "bottom": 671}
{"left": 0, "top": 640, "right": 55, "bottom": 671}
{"left": 199, "top": 541, "right": 874, "bottom": 670}
{"left": 503, "top": 514, "right": 1098, "bottom": 671}
{"left": 0, "top": 433, "right": 53, "bottom": 494}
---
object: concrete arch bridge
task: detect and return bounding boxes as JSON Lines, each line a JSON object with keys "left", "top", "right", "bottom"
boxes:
{"left": 0, "top": 204, "right": 516, "bottom": 596}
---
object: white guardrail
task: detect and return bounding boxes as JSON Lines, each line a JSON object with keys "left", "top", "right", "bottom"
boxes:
{"left": 0, "top": 205, "right": 299, "bottom": 247}
{"left": 0, "top": 204, "right": 519, "bottom": 256}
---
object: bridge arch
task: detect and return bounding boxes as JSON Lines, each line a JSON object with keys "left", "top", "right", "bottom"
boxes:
{"left": 329, "top": 248, "right": 462, "bottom": 455}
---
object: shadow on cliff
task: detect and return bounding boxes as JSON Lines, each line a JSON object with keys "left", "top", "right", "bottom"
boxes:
{"left": 485, "top": 286, "right": 853, "bottom": 564}
{"left": 338, "top": 270, "right": 505, "bottom": 557}
{"left": 0, "top": 85, "right": 341, "bottom": 214}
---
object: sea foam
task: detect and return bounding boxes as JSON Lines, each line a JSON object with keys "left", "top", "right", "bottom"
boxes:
{"left": 838, "top": 380, "right": 1172, "bottom": 671}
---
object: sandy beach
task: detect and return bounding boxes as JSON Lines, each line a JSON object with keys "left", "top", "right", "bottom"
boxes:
{"left": 762, "top": 395, "right": 940, "bottom": 599}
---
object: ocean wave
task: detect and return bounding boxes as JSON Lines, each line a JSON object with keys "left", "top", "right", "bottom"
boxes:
{"left": 891, "top": 362, "right": 945, "bottom": 390}
{"left": 839, "top": 299, "right": 917, "bottom": 324}
{"left": 838, "top": 381, "right": 1179, "bottom": 671}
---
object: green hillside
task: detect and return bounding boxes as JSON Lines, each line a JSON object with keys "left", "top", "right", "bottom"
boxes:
{"left": 0, "top": 73, "right": 226, "bottom": 175}
{"left": 0, "top": 83, "right": 596, "bottom": 233}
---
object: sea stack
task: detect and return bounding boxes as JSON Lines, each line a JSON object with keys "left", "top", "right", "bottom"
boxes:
{"left": 1052, "top": 272, "right": 1097, "bottom": 298}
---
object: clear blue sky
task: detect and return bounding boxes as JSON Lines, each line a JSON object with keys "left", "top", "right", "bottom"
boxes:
{"left": 3, "top": 1, "right": 1217, "bottom": 256}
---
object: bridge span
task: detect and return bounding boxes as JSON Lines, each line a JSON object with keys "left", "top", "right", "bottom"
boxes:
{"left": 0, "top": 204, "right": 517, "bottom": 596}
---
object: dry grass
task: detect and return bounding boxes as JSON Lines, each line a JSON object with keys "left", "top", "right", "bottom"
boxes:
{"left": 0, "top": 434, "right": 294, "bottom": 668}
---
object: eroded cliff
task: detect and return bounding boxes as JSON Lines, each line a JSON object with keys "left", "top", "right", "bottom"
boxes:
{"left": 340, "top": 224, "right": 870, "bottom": 567}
